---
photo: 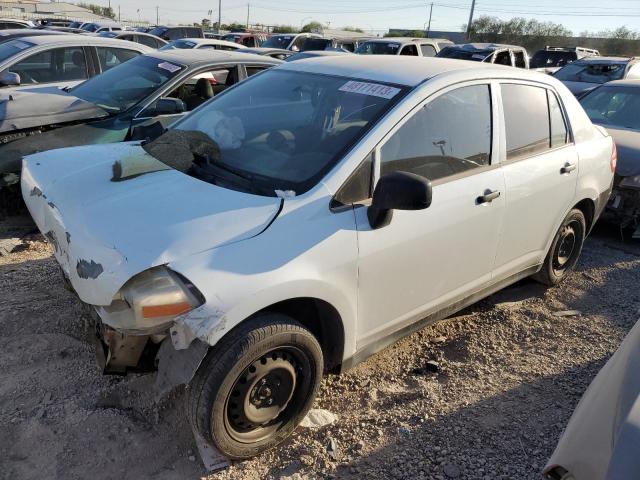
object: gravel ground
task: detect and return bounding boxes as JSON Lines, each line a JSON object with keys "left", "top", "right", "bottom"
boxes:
{"left": 1, "top": 222, "right": 639, "bottom": 480}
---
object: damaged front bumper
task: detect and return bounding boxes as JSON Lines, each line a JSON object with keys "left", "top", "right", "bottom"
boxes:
{"left": 604, "top": 177, "right": 640, "bottom": 238}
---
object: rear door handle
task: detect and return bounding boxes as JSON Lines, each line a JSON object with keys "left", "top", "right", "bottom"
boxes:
{"left": 477, "top": 189, "right": 501, "bottom": 204}
{"left": 561, "top": 163, "right": 577, "bottom": 174}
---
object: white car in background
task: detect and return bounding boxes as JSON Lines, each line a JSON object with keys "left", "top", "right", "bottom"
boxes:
{"left": 23, "top": 56, "right": 614, "bottom": 460}
{"left": 159, "top": 38, "right": 246, "bottom": 52}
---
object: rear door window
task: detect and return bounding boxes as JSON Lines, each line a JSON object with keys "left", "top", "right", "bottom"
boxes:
{"left": 494, "top": 51, "right": 511, "bottom": 66}
{"left": 513, "top": 50, "right": 527, "bottom": 68}
{"left": 420, "top": 44, "right": 437, "bottom": 57}
{"left": 501, "top": 84, "right": 551, "bottom": 160}
{"left": 548, "top": 91, "right": 569, "bottom": 147}
{"left": 96, "top": 47, "right": 140, "bottom": 72}
{"left": 380, "top": 84, "right": 492, "bottom": 181}
{"left": 11, "top": 47, "right": 87, "bottom": 84}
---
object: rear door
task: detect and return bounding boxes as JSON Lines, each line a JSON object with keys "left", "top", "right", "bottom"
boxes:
{"left": 494, "top": 82, "right": 577, "bottom": 277}
{"left": 355, "top": 82, "right": 505, "bottom": 346}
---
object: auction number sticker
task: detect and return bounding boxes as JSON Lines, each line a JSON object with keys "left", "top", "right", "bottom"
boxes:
{"left": 157, "top": 61, "right": 182, "bottom": 73}
{"left": 339, "top": 81, "right": 400, "bottom": 99}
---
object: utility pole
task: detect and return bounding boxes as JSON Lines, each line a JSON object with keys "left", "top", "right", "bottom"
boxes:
{"left": 118, "top": 4, "right": 120, "bottom": 23}
{"left": 465, "top": 0, "right": 476, "bottom": 41}
{"left": 156, "top": 6, "right": 159, "bottom": 26}
{"left": 246, "top": 3, "right": 249, "bottom": 29}
{"left": 217, "top": 0, "right": 222, "bottom": 34}
{"left": 426, "top": 2, "right": 433, "bottom": 38}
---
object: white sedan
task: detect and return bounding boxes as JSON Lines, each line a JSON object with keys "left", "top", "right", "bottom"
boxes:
{"left": 22, "top": 56, "right": 614, "bottom": 460}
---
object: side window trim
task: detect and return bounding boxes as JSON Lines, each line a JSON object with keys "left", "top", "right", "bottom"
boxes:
{"left": 372, "top": 80, "right": 497, "bottom": 187}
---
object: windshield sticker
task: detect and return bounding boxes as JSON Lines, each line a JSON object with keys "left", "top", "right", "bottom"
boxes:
{"left": 339, "top": 81, "right": 401, "bottom": 99}
{"left": 157, "top": 61, "right": 181, "bottom": 73}
{"left": 472, "top": 54, "right": 486, "bottom": 60}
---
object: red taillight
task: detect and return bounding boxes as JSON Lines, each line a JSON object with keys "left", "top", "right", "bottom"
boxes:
{"left": 610, "top": 142, "right": 617, "bottom": 173}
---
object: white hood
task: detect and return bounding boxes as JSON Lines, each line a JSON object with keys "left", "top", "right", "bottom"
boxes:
{"left": 22, "top": 142, "right": 282, "bottom": 305}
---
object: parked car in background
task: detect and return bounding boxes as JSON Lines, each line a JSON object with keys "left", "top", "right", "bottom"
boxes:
{"left": 68, "top": 21, "right": 83, "bottom": 29}
{"left": 0, "top": 18, "right": 35, "bottom": 29}
{"left": 544, "top": 318, "right": 640, "bottom": 480}
{"left": 148, "top": 25, "right": 204, "bottom": 41}
{"left": 0, "top": 35, "right": 151, "bottom": 90}
{"left": 580, "top": 80, "right": 640, "bottom": 237}
{"left": 285, "top": 49, "right": 350, "bottom": 62}
{"left": 204, "top": 32, "right": 226, "bottom": 39}
{"left": 355, "top": 37, "right": 453, "bottom": 57}
{"left": 238, "top": 47, "right": 293, "bottom": 60}
{"left": 261, "top": 32, "right": 322, "bottom": 51}
{"left": 98, "top": 30, "right": 167, "bottom": 49}
{"left": 35, "top": 18, "right": 74, "bottom": 28}
{"left": 223, "top": 32, "right": 268, "bottom": 47}
{"left": 80, "top": 21, "right": 122, "bottom": 33}
{"left": 0, "top": 28, "right": 66, "bottom": 43}
{"left": 21, "top": 55, "right": 613, "bottom": 460}
{"left": 42, "top": 26, "right": 86, "bottom": 34}
{"left": 531, "top": 46, "right": 600, "bottom": 74}
{"left": 437, "top": 43, "right": 529, "bottom": 68}
{"left": 0, "top": 50, "right": 281, "bottom": 199}
{"left": 159, "top": 38, "right": 245, "bottom": 51}
{"left": 300, "top": 35, "right": 368, "bottom": 53}
{"left": 554, "top": 56, "right": 640, "bottom": 97}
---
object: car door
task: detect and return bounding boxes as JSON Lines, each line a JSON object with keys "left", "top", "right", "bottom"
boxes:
{"left": 493, "top": 82, "right": 577, "bottom": 278}
{"left": 354, "top": 82, "right": 506, "bottom": 346}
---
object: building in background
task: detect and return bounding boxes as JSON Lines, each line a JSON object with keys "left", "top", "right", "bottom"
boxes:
{"left": 0, "top": 1, "right": 106, "bottom": 22}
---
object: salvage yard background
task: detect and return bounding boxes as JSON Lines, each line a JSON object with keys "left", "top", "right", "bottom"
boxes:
{"left": 1, "top": 220, "right": 639, "bottom": 480}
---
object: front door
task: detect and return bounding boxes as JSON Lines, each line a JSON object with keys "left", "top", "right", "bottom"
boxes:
{"left": 355, "top": 83, "right": 505, "bottom": 347}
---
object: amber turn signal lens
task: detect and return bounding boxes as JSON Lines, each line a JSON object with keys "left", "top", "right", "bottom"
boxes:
{"left": 142, "top": 301, "right": 192, "bottom": 318}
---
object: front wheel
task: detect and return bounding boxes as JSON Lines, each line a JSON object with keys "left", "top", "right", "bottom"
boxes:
{"left": 533, "top": 208, "right": 586, "bottom": 286}
{"left": 187, "top": 314, "right": 323, "bottom": 459}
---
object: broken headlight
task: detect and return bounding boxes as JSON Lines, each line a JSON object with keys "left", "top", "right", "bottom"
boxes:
{"left": 96, "top": 267, "right": 204, "bottom": 334}
{"left": 619, "top": 175, "right": 640, "bottom": 190}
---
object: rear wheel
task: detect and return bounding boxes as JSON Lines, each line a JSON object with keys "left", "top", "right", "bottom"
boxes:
{"left": 187, "top": 314, "right": 323, "bottom": 459}
{"left": 533, "top": 209, "right": 586, "bottom": 286}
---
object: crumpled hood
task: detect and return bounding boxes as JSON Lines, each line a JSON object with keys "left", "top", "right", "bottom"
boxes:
{"left": 0, "top": 86, "right": 108, "bottom": 134}
{"left": 605, "top": 127, "right": 640, "bottom": 177}
{"left": 561, "top": 80, "right": 598, "bottom": 97}
{"left": 21, "top": 142, "right": 282, "bottom": 305}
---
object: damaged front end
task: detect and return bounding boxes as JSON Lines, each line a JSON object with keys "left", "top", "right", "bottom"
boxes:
{"left": 606, "top": 175, "right": 640, "bottom": 238}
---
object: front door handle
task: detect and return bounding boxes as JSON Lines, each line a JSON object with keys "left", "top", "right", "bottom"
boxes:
{"left": 477, "top": 189, "right": 501, "bottom": 204}
{"left": 561, "top": 163, "right": 577, "bottom": 174}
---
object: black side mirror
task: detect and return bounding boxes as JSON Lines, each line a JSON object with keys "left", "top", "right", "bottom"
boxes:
{"left": 153, "top": 97, "right": 186, "bottom": 115}
{"left": 0, "top": 71, "right": 20, "bottom": 86}
{"left": 367, "top": 171, "right": 432, "bottom": 229}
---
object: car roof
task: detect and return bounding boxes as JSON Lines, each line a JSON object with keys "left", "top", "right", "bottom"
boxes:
{"left": 574, "top": 56, "right": 633, "bottom": 64}
{"left": 599, "top": 79, "right": 640, "bottom": 87}
{"left": 10, "top": 34, "right": 152, "bottom": 49}
{"left": 147, "top": 48, "right": 282, "bottom": 66}
{"left": 0, "top": 28, "right": 66, "bottom": 37}
{"left": 279, "top": 55, "right": 539, "bottom": 87}
{"left": 364, "top": 37, "right": 451, "bottom": 44}
{"left": 168, "top": 37, "right": 241, "bottom": 47}
{"left": 241, "top": 47, "right": 290, "bottom": 54}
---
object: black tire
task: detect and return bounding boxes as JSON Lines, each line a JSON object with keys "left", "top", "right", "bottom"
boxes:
{"left": 533, "top": 208, "right": 586, "bottom": 286}
{"left": 187, "top": 314, "right": 323, "bottom": 460}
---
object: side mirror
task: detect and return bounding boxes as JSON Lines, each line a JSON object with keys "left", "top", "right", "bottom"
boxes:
{"left": 367, "top": 171, "right": 432, "bottom": 229}
{"left": 153, "top": 97, "right": 186, "bottom": 116}
{"left": 0, "top": 71, "right": 20, "bottom": 86}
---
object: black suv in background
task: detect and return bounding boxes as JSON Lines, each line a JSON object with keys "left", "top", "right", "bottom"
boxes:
{"left": 531, "top": 46, "right": 600, "bottom": 74}
{"left": 148, "top": 25, "right": 204, "bottom": 41}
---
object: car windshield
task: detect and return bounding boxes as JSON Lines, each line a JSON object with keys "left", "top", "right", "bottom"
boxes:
{"left": 0, "top": 39, "right": 33, "bottom": 63}
{"left": 262, "top": 35, "right": 293, "bottom": 49}
{"left": 148, "top": 27, "right": 168, "bottom": 37}
{"left": 580, "top": 85, "right": 640, "bottom": 130}
{"left": 355, "top": 42, "right": 400, "bottom": 55}
{"left": 554, "top": 62, "right": 627, "bottom": 84}
{"left": 159, "top": 39, "right": 197, "bottom": 50}
{"left": 436, "top": 46, "right": 490, "bottom": 61}
{"left": 98, "top": 31, "right": 118, "bottom": 38}
{"left": 173, "top": 69, "right": 408, "bottom": 195}
{"left": 70, "top": 55, "right": 184, "bottom": 113}
{"left": 83, "top": 24, "right": 99, "bottom": 32}
{"left": 530, "top": 50, "right": 576, "bottom": 69}
{"left": 301, "top": 38, "right": 331, "bottom": 52}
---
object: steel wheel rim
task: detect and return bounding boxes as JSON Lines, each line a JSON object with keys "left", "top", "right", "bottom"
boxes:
{"left": 223, "top": 346, "right": 309, "bottom": 444}
{"left": 553, "top": 220, "right": 580, "bottom": 274}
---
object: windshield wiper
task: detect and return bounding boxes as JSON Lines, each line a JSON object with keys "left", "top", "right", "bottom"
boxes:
{"left": 195, "top": 153, "right": 253, "bottom": 181}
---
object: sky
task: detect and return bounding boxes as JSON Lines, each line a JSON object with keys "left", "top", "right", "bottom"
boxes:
{"left": 96, "top": 0, "right": 640, "bottom": 35}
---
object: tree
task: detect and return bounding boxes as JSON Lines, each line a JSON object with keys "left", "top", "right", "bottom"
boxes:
{"left": 76, "top": 2, "right": 115, "bottom": 20}
{"left": 301, "top": 21, "right": 323, "bottom": 33}
{"left": 385, "top": 30, "right": 424, "bottom": 38}
{"left": 342, "top": 26, "right": 364, "bottom": 33}
{"left": 272, "top": 25, "right": 299, "bottom": 33}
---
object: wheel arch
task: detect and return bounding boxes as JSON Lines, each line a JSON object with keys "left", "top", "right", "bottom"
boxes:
{"left": 573, "top": 197, "right": 596, "bottom": 232}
